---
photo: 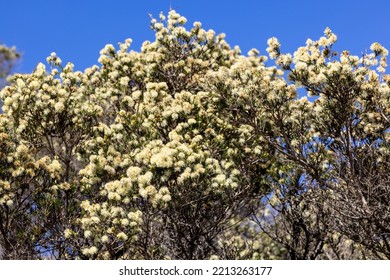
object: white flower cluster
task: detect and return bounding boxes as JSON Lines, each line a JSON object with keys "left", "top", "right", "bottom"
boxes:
{"left": 266, "top": 37, "right": 280, "bottom": 59}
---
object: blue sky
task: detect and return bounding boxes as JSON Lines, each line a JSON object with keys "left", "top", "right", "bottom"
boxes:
{"left": 2, "top": 0, "right": 390, "bottom": 74}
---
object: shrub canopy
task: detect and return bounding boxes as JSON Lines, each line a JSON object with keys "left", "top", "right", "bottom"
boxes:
{"left": 0, "top": 10, "right": 389, "bottom": 259}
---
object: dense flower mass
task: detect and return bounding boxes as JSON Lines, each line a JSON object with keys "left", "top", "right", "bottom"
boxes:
{"left": 0, "top": 10, "right": 389, "bottom": 260}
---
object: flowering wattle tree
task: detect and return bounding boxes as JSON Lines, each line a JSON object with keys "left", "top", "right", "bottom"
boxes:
{"left": 0, "top": 10, "right": 389, "bottom": 260}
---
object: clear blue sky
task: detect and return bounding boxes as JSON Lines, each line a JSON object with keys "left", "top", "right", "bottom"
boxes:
{"left": 2, "top": 0, "right": 390, "bottom": 74}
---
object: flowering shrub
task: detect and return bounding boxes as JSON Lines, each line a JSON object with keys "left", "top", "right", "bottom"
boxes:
{"left": 0, "top": 11, "right": 389, "bottom": 259}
